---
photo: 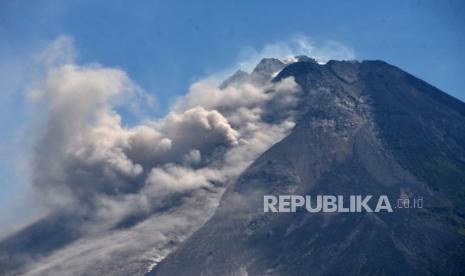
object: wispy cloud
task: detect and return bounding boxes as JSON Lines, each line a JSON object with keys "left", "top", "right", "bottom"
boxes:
{"left": 235, "top": 34, "right": 356, "bottom": 72}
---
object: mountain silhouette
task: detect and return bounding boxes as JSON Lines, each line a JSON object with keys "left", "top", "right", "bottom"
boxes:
{"left": 2, "top": 57, "right": 465, "bottom": 276}
{"left": 150, "top": 58, "right": 465, "bottom": 275}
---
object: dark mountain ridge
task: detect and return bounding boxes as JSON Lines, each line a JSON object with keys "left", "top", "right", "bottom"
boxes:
{"left": 1, "top": 57, "right": 464, "bottom": 276}
{"left": 150, "top": 58, "right": 465, "bottom": 275}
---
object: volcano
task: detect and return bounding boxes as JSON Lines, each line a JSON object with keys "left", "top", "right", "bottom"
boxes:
{"left": 150, "top": 58, "right": 465, "bottom": 275}
{"left": 2, "top": 57, "right": 465, "bottom": 276}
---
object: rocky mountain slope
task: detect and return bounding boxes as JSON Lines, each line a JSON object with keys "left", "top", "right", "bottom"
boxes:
{"left": 1, "top": 56, "right": 464, "bottom": 276}
{"left": 0, "top": 57, "right": 299, "bottom": 275}
{"left": 150, "top": 58, "right": 465, "bottom": 275}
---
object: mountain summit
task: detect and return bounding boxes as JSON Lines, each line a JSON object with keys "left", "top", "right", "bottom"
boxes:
{"left": 2, "top": 57, "right": 465, "bottom": 276}
{"left": 150, "top": 59, "right": 465, "bottom": 275}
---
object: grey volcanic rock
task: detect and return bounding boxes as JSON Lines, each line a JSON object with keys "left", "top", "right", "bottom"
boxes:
{"left": 219, "top": 70, "right": 250, "bottom": 89}
{"left": 220, "top": 58, "right": 286, "bottom": 89}
{"left": 250, "top": 58, "right": 286, "bottom": 85}
{"left": 150, "top": 60, "right": 465, "bottom": 275}
{"left": 0, "top": 213, "right": 82, "bottom": 275}
{"left": 2, "top": 57, "right": 465, "bottom": 276}
{"left": 294, "top": 55, "right": 318, "bottom": 63}
{"left": 253, "top": 58, "right": 285, "bottom": 77}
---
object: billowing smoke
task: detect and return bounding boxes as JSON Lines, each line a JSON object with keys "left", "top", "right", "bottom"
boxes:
{"left": 29, "top": 60, "right": 299, "bottom": 222}
{"left": 15, "top": 35, "right": 302, "bottom": 274}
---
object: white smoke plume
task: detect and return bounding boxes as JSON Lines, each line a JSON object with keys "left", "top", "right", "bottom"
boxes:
{"left": 3, "top": 34, "right": 354, "bottom": 275}
{"left": 235, "top": 34, "right": 356, "bottom": 71}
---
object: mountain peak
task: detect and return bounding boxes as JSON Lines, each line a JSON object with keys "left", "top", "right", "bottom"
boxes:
{"left": 152, "top": 58, "right": 465, "bottom": 276}
{"left": 293, "top": 55, "right": 317, "bottom": 63}
{"left": 252, "top": 58, "right": 285, "bottom": 76}
{"left": 219, "top": 69, "right": 249, "bottom": 89}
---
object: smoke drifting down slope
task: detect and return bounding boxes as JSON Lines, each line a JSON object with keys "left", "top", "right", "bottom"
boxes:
{"left": 0, "top": 37, "right": 312, "bottom": 275}
{"left": 9, "top": 35, "right": 465, "bottom": 276}
{"left": 152, "top": 58, "right": 465, "bottom": 276}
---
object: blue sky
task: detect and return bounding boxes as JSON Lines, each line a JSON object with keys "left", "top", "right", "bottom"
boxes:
{"left": 0, "top": 0, "right": 464, "bottom": 234}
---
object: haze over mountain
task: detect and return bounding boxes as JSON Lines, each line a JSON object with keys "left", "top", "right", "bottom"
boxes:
{"left": 1, "top": 54, "right": 465, "bottom": 275}
{"left": 0, "top": 48, "right": 300, "bottom": 275}
{"left": 151, "top": 58, "right": 465, "bottom": 275}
